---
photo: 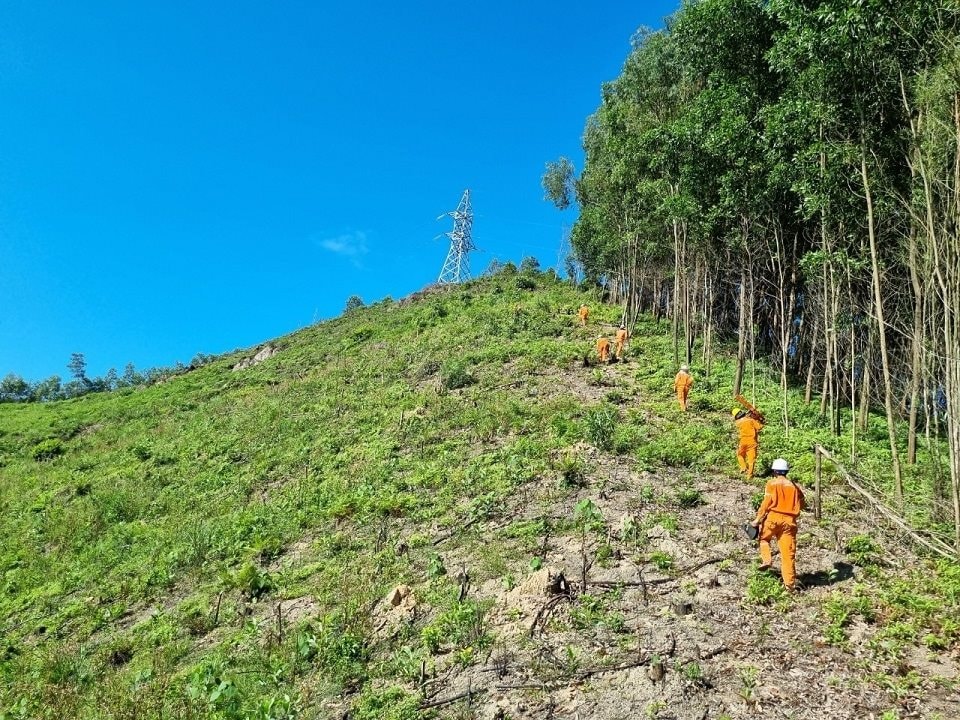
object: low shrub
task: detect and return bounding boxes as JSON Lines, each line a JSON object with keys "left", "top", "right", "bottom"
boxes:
{"left": 31, "top": 438, "right": 65, "bottom": 461}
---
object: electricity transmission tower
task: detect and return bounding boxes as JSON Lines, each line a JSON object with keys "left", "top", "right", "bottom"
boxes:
{"left": 436, "top": 189, "right": 475, "bottom": 284}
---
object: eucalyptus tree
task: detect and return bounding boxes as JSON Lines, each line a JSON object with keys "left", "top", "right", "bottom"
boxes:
{"left": 669, "top": 0, "right": 782, "bottom": 387}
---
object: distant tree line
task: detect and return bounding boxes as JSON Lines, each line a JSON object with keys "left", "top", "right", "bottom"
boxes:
{"left": 544, "top": 0, "right": 960, "bottom": 546}
{"left": 0, "top": 351, "right": 218, "bottom": 403}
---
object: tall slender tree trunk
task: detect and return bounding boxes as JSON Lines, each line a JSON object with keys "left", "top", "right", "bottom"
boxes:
{"left": 672, "top": 216, "right": 681, "bottom": 367}
{"left": 858, "top": 316, "right": 873, "bottom": 431}
{"left": 907, "top": 225, "right": 924, "bottom": 465}
{"left": 862, "top": 149, "right": 904, "bottom": 506}
{"left": 804, "top": 313, "right": 820, "bottom": 404}
{"left": 733, "top": 265, "right": 747, "bottom": 398}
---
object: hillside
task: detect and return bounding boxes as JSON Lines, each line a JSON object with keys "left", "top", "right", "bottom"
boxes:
{"left": 0, "top": 270, "right": 957, "bottom": 720}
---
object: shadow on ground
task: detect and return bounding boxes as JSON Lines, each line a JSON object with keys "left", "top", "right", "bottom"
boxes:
{"left": 798, "top": 561, "right": 855, "bottom": 588}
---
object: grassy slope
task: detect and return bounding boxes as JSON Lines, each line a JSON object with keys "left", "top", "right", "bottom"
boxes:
{"left": 0, "top": 270, "right": 957, "bottom": 719}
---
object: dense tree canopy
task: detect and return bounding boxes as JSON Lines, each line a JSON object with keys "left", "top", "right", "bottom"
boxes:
{"left": 546, "top": 0, "right": 960, "bottom": 547}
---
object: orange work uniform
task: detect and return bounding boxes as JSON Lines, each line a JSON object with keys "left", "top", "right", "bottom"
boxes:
{"left": 578, "top": 305, "right": 590, "bottom": 326}
{"left": 615, "top": 328, "right": 629, "bottom": 359}
{"left": 673, "top": 371, "right": 693, "bottom": 411}
{"left": 754, "top": 475, "right": 806, "bottom": 589}
{"left": 735, "top": 415, "right": 763, "bottom": 478}
{"left": 596, "top": 337, "right": 611, "bottom": 363}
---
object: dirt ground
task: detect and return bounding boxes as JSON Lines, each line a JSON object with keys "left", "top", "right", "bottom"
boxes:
{"left": 407, "top": 362, "right": 960, "bottom": 720}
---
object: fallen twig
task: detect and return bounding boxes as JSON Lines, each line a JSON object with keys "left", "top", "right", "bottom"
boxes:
{"left": 701, "top": 644, "right": 728, "bottom": 660}
{"left": 590, "top": 556, "right": 726, "bottom": 589}
{"left": 529, "top": 593, "right": 572, "bottom": 636}
{"left": 419, "top": 686, "right": 486, "bottom": 710}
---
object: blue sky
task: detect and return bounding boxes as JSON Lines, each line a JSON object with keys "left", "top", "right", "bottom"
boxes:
{"left": 1, "top": 1, "right": 677, "bottom": 382}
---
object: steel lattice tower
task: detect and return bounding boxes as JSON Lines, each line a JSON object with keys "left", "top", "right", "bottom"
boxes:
{"left": 436, "top": 189, "right": 475, "bottom": 284}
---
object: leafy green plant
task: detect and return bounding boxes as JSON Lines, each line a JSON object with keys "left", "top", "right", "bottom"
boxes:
{"left": 574, "top": 499, "right": 604, "bottom": 533}
{"left": 426, "top": 553, "right": 447, "bottom": 579}
{"left": 30, "top": 438, "right": 65, "bottom": 461}
{"left": 737, "top": 665, "right": 759, "bottom": 706}
{"left": 553, "top": 451, "right": 586, "bottom": 487}
{"left": 224, "top": 563, "right": 274, "bottom": 600}
{"left": 846, "top": 534, "right": 880, "bottom": 566}
{"left": 186, "top": 657, "right": 239, "bottom": 716}
{"left": 674, "top": 486, "right": 704, "bottom": 508}
{"left": 681, "top": 661, "right": 704, "bottom": 684}
{"left": 650, "top": 511, "right": 678, "bottom": 532}
{"left": 746, "top": 569, "right": 786, "bottom": 606}
{"left": 420, "top": 600, "right": 490, "bottom": 656}
{"left": 583, "top": 404, "right": 617, "bottom": 450}
{"left": 440, "top": 361, "right": 475, "bottom": 390}
{"left": 649, "top": 551, "right": 674, "bottom": 572}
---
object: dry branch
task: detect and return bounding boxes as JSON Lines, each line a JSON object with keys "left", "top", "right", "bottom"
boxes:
{"left": 589, "top": 556, "right": 726, "bottom": 588}
{"left": 418, "top": 685, "right": 486, "bottom": 710}
{"left": 816, "top": 445, "right": 956, "bottom": 559}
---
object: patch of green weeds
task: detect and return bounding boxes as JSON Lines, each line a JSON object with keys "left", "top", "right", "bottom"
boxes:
{"left": 583, "top": 404, "right": 617, "bottom": 450}
{"left": 649, "top": 551, "right": 674, "bottom": 572}
{"left": 674, "top": 485, "right": 704, "bottom": 508}
{"left": 745, "top": 568, "right": 787, "bottom": 606}
{"left": 440, "top": 361, "right": 475, "bottom": 391}
{"left": 846, "top": 534, "right": 880, "bottom": 566}
{"left": 421, "top": 599, "right": 491, "bottom": 657}
{"left": 223, "top": 563, "right": 274, "bottom": 601}
{"left": 822, "top": 585, "right": 875, "bottom": 646}
{"left": 426, "top": 553, "right": 447, "bottom": 579}
{"left": 650, "top": 511, "right": 679, "bottom": 532}
{"left": 30, "top": 438, "right": 65, "bottom": 461}
{"left": 552, "top": 451, "right": 587, "bottom": 487}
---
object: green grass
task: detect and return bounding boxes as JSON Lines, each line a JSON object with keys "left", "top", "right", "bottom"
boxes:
{"left": 0, "top": 270, "right": 957, "bottom": 717}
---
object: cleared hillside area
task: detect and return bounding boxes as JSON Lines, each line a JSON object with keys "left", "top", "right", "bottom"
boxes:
{"left": 1, "top": 271, "right": 957, "bottom": 720}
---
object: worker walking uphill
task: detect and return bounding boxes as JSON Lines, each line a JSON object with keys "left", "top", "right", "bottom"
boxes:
{"left": 595, "top": 335, "right": 611, "bottom": 363}
{"left": 733, "top": 407, "right": 764, "bottom": 478}
{"left": 752, "top": 458, "right": 806, "bottom": 591}
{"left": 578, "top": 304, "right": 590, "bottom": 327}
{"left": 673, "top": 364, "right": 693, "bottom": 411}
{"left": 615, "top": 325, "right": 629, "bottom": 360}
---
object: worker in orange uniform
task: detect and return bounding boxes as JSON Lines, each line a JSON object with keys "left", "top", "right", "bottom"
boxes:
{"left": 614, "top": 325, "right": 629, "bottom": 360}
{"left": 733, "top": 407, "right": 764, "bottom": 478}
{"left": 752, "top": 458, "right": 806, "bottom": 591}
{"left": 578, "top": 304, "right": 590, "bottom": 326}
{"left": 673, "top": 364, "right": 693, "bottom": 411}
{"left": 595, "top": 335, "right": 611, "bottom": 363}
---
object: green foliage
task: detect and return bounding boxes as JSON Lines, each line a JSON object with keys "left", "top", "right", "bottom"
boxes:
{"left": 822, "top": 587, "right": 875, "bottom": 646}
{"left": 846, "top": 534, "right": 880, "bottom": 566}
{"left": 0, "top": 274, "right": 957, "bottom": 716}
{"left": 426, "top": 553, "right": 447, "bottom": 579}
{"left": 674, "top": 485, "right": 704, "bottom": 508}
{"left": 440, "top": 360, "right": 475, "bottom": 390}
{"left": 746, "top": 568, "right": 787, "bottom": 606}
{"left": 542, "top": 156, "right": 575, "bottom": 210}
{"left": 553, "top": 450, "right": 586, "bottom": 487}
{"left": 570, "top": 593, "right": 627, "bottom": 633}
{"left": 224, "top": 563, "right": 274, "bottom": 600}
{"left": 351, "top": 686, "right": 420, "bottom": 720}
{"left": 30, "top": 438, "right": 65, "bottom": 461}
{"left": 583, "top": 404, "right": 617, "bottom": 450}
{"left": 649, "top": 551, "right": 674, "bottom": 572}
{"left": 574, "top": 498, "right": 604, "bottom": 533}
{"left": 420, "top": 600, "right": 491, "bottom": 656}
{"left": 344, "top": 295, "right": 365, "bottom": 313}
{"left": 515, "top": 274, "right": 537, "bottom": 290}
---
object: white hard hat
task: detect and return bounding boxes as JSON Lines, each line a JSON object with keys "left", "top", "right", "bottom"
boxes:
{"left": 680, "top": 364, "right": 689, "bottom": 371}
{"left": 771, "top": 458, "right": 789, "bottom": 472}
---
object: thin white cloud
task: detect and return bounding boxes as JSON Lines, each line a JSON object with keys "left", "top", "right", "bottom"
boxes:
{"left": 316, "top": 231, "right": 369, "bottom": 260}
